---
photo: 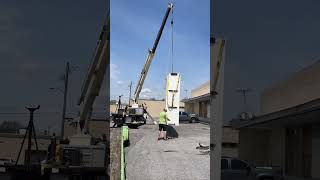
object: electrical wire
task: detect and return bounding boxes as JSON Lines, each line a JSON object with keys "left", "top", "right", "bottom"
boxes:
{"left": 0, "top": 112, "right": 60, "bottom": 115}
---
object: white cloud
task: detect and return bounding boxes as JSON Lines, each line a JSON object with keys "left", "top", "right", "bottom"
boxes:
{"left": 116, "top": 80, "right": 124, "bottom": 85}
{"left": 110, "top": 62, "right": 132, "bottom": 100}
{"left": 139, "top": 87, "right": 164, "bottom": 100}
{"left": 141, "top": 88, "right": 152, "bottom": 93}
{"left": 110, "top": 63, "right": 120, "bottom": 80}
{"left": 140, "top": 94, "right": 150, "bottom": 99}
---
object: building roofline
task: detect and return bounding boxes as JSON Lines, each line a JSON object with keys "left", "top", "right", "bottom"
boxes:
{"left": 191, "top": 81, "right": 210, "bottom": 93}
{"left": 182, "top": 93, "right": 210, "bottom": 102}
{"left": 263, "top": 59, "right": 320, "bottom": 95}
{"left": 231, "top": 97, "right": 320, "bottom": 128}
{"left": 137, "top": 99, "right": 165, "bottom": 102}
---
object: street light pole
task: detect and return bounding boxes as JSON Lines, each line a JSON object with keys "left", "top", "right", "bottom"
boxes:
{"left": 128, "top": 81, "right": 132, "bottom": 106}
{"left": 184, "top": 89, "right": 188, "bottom": 99}
{"left": 61, "top": 62, "right": 69, "bottom": 138}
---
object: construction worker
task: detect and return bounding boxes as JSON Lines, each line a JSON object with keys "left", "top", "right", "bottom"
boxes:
{"left": 158, "top": 108, "right": 170, "bottom": 140}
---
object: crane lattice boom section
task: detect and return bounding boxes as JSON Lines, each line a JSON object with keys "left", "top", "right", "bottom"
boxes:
{"left": 77, "top": 14, "right": 110, "bottom": 132}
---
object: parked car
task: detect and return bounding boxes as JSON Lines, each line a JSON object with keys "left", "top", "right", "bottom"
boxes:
{"left": 179, "top": 111, "right": 199, "bottom": 123}
{"left": 221, "top": 157, "right": 283, "bottom": 180}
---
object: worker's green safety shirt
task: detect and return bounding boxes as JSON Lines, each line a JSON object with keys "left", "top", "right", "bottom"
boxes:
{"left": 159, "top": 111, "right": 167, "bottom": 124}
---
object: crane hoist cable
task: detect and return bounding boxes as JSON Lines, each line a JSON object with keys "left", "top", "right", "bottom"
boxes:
{"left": 166, "top": 4, "right": 179, "bottom": 109}
{"left": 164, "top": 6, "right": 174, "bottom": 83}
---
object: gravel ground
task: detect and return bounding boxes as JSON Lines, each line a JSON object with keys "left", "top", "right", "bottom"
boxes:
{"left": 125, "top": 120, "right": 210, "bottom": 180}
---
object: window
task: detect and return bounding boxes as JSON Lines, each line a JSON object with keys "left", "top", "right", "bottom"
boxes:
{"left": 231, "top": 159, "right": 248, "bottom": 170}
{"left": 221, "top": 159, "right": 228, "bottom": 170}
{"left": 182, "top": 112, "right": 188, "bottom": 116}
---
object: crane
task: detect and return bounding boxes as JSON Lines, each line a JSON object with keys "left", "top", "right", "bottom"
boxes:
{"left": 76, "top": 14, "right": 110, "bottom": 135}
{"left": 132, "top": 3, "right": 173, "bottom": 106}
{"left": 118, "top": 3, "right": 173, "bottom": 126}
{"left": 42, "top": 11, "right": 110, "bottom": 178}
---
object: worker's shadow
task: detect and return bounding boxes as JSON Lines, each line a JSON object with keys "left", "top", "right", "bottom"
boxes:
{"left": 166, "top": 125, "right": 178, "bottom": 138}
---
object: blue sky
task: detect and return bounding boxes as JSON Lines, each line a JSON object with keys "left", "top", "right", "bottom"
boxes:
{"left": 110, "top": 0, "right": 210, "bottom": 102}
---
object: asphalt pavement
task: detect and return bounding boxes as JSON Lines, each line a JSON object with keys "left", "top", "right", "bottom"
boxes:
{"left": 125, "top": 120, "right": 210, "bottom": 180}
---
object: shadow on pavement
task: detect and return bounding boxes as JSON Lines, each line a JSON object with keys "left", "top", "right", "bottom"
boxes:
{"left": 166, "top": 125, "right": 179, "bottom": 138}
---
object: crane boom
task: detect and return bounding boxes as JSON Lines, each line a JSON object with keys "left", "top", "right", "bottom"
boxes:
{"left": 133, "top": 3, "right": 173, "bottom": 102}
{"left": 77, "top": 13, "right": 110, "bottom": 133}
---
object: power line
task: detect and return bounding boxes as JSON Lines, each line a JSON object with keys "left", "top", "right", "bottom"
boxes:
{"left": 0, "top": 112, "right": 61, "bottom": 115}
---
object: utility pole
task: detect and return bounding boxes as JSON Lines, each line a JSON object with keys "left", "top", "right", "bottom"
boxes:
{"left": 47, "top": 125, "right": 51, "bottom": 135}
{"left": 211, "top": 37, "right": 226, "bottom": 180}
{"left": 61, "top": 62, "right": 69, "bottom": 138}
{"left": 236, "top": 88, "right": 251, "bottom": 112}
{"left": 128, "top": 81, "right": 132, "bottom": 106}
{"left": 184, "top": 89, "right": 188, "bottom": 99}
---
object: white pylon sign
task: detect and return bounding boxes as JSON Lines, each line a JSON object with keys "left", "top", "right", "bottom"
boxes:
{"left": 165, "top": 73, "right": 181, "bottom": 126}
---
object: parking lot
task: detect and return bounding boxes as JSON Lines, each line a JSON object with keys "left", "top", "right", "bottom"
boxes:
{"left": 124, "top": 121, "right": 210, "bottom": 180}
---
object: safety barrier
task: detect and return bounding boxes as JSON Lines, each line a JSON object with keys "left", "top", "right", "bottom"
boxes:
{"left": 121, "top": 125, "right": 129, "bottom": 180}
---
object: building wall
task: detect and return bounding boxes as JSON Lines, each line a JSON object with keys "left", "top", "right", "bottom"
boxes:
{"left": 110, "top": 104, "right": 117, "bottom": 114}
{"left": 222, "top": 147, "right": 238, "bottom": 158}
{"left": 64, "top": 119, "right": 108, "bottom": 139}
{"left": 239, "top": 128, "right": 286, "bottom": 167}
{"left": 207, "top": 103, "right": 210, "bottom": 118}
{"left": 110, "top": 100, "right": 184, "bottom": 119}
{"left": 312, "top": 125, "right": 320, "bottom": 178}
{"left": 191, "top": 81, "right": 209, "bottom": 98}
{"left": 222, "top": 127, "right": 239, "bottom": 144}
{"left": 185, "top": 99, "right": 211, "bottom": 121}
{"left": 222, "top": 127, "right": 239, "bottom": 158}
{"left": 137, "top": 100, "right": 165, "bottom": 119}
{"left": 261, "top": 61, "right": 320, "bottom": 115}
{"left": 257, "top": 61, "right": 320, "bottom": 177}
{"left": 184, "top": 102, "right": 194, "bottom": 114}
{"left": 0, "top": 134, "right": 51, "bottom": 164}
{"left": 194, "top": 102, "right": 200, "bottom": 116}
{"left": 268, "top": 128, "right": 286, "bottom": 167}
{"left": 239, "top": 129, "right": 270, "bottom": 166}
